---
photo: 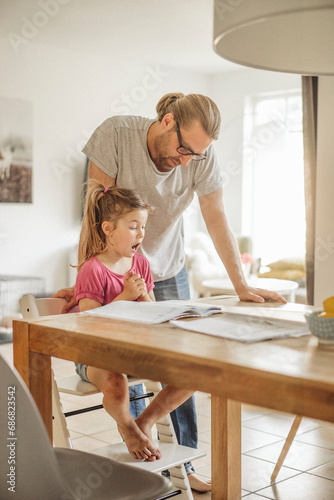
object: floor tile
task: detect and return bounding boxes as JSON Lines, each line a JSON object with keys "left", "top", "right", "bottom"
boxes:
{"left": 66, "top": 408, "right": 115, "bottom": 435}
{"left": 309, "top": 461, "right": 334, "bottom": 481}
{"left": 69, "top": 429, "right": 84, "bottom": 440}
{"left": 242, "top": 427, "right": 283, "bottom": 454}
{"left": 242, "top": 495, "right": 272, "bottom": 499}
{"left": 199, "top": 429, "right": 211, "bottom": 445}
{"left": 195, "top": 391, "right": 211, "bottom": 406}
{"left": 90, "top": 427, "right": 124, "bottom": 445}
{"left": 192, "top": 442, "right": 211, "bottom": 469}
{"left": 196, "top": 413, "right": 211, "bottom": 433}
{"left": 197, "top": 403, "right": 211, "bottom": 417}
{"left": 59, "top": 398, "right": 87, "bottom": 414}
{"left": 195, "top": 463, "right": 211, "bottom": 479}
{"left": 242, "top": 404, "right": 274, "bottom": 421}
{"left": 242, "top": 455, "right": 299, "bottom": 492}
{"left": 257, "top": 472, "right": 334, "bottom": 500}
{"left": 296, "top": 424, "right": 334, "bottom": 451}
{"left": 59, "top": 391, "right": 103, "bottom": 406}
{"left": 243, "top": 412, "right": 320, "bottom": 437}
{"left": 246, "top": 440, "right": 334, "bottom": 472}
{"left": 70, "top": 435, "right": 111, "bottom": 452}
{"left": 199, "top": 426, "right": 283, "bottom": 453}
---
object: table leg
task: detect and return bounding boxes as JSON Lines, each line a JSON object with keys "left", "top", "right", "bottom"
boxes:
{"left": 29, "top": 351, "right": 52, "bottom": 441}
{"left": 211, "top": 396, "right": 241, "bottom": 500}
{"left": 13, "top": 321, "right": 53, "bottom": 441}
{"left": 13, "top": 320, "right": 30, "bottom": 387}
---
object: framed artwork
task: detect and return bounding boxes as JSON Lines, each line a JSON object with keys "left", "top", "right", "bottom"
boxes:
{"left": 0, "top": 97, "right": 33, "bottom": 203}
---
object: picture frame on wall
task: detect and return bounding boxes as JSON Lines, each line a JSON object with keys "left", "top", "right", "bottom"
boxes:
{"left": 0, "top": 97, "right": 33, "bottom": 203}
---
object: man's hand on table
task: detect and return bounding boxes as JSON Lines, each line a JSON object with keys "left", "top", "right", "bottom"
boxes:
{"left": 236, "top": 285, "right": 287, "bottom": 304}
{"left": 51, "top": 286, "right": 78, "bottom": 313}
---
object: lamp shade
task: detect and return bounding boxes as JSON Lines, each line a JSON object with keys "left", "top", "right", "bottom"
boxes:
{"left": 213, "top": 0, "right": 334, "bottom": 76}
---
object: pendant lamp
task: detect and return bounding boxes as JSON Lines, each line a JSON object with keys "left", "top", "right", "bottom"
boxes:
{"left": 213, "top": 0, "right": 334, "bottom": 75}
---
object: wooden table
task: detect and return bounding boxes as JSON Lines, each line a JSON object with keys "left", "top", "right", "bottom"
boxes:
{"left": 202, "top": 277, "right": 299, "bottom": 302}
{"left": 13, "top": 297, "right": 334, "bottom": 500}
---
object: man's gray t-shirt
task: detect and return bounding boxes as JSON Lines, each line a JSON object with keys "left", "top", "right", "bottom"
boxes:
{"left": 82, "top": 115, "right": 223, "bottom": 281}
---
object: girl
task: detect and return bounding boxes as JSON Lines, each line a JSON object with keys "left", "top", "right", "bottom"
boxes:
{"left": 75, "top": 181, "right": 193, "bottom": 462}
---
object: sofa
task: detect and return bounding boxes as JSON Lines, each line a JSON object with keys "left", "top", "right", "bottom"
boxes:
{"left": 185, "top": 231, "right": 307, "bottom": 303}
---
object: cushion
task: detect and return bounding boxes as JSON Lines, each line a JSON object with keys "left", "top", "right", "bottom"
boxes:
{"left": 266, "top": 257, "right": 306, "bottom": 272}
{"left": 259, "top": 269, "right": 305, "bottom": 281}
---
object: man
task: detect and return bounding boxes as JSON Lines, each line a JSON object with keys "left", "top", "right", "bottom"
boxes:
{"left": 55, "top": 92, "right": 285, "bottom": 491}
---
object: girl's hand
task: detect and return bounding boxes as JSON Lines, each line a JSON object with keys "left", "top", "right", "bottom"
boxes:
{"left": 121, "top": 271, "right": 147, "bottom": 301}
{"left": 51, "top": 286, "right": 77, "bottom": 313}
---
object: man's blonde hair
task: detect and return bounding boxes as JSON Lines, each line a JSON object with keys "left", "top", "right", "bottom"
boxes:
{"left": 156, "top": 93, "right": 221, "bottom": 140}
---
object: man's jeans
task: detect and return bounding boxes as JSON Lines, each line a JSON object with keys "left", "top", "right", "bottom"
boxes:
{"left": 129, "top": 266, "right": 197, "bottom": 475}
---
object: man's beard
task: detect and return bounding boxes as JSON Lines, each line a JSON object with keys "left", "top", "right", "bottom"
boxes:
{"left": 153, "top": 130, "right": 180, "bottom": 172}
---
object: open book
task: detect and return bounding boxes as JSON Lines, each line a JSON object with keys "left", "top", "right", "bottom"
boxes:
{"left": 171, "top": 315, "right": 311, "bottom": 343}
{"left": 170, "top": 302, "right": 315, "bottom": 343}
{"left": 218, "top": 303, "right": 312, "bottom": 325}
{"left": 83, "top": 300, "right": 221, "bottom": 324}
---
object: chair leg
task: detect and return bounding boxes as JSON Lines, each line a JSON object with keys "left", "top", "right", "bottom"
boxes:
{"left": 52, "top": 373, "right": 72, "bottom": 448}
{"left": 168, "top": 464, "right": 194, "bottom": 500}
{"left": 144, "top": 380, "right": 178, "bottom": 444}
{"left": 144, "top": 381, "right": 194, "bottom": 499}
{"left": 271, "top": 415, "right": 303, "bottom": 481}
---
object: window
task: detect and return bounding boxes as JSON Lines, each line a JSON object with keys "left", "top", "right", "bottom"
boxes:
{"left": 242, "top": 90, "right": 305, "bottom": 265}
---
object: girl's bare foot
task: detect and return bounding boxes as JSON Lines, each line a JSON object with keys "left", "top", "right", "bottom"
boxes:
{"left": 135, "top": 418, "right": 162, "bottom": 460}
{"left": 117, "top": 420, "right": 161, "bottom": 461}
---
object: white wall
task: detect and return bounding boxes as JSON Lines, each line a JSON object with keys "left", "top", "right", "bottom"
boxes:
{"left": 314, "top": 77, "right": 334, "bottom": 306}
{"left": 1, "top": 30, "right": 318, "bottom": 298}
{"left": 0, "top": 37, "right": 210, "bottom": 292}
{"left": 209, "top": 69, "right": 301, "bottom": 233}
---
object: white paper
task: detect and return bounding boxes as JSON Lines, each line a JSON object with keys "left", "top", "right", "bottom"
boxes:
{"left": 83, "top": 300, "right": 221, "bottom": 324}
{"left": 171, "top": 314, "right": 311, "bottom": 343}
{"left": 219, "top": 304, "right": 315, "bottom": 325}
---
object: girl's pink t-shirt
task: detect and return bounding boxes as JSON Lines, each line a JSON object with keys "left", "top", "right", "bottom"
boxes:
{"left": 75, "top": 254, "right": 154, "bottom": 306}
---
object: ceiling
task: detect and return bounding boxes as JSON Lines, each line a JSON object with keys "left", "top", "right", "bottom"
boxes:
{"left": 0, "top": 0, "right": 241, "bottom": 74}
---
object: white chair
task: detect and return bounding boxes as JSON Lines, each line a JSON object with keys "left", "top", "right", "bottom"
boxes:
{"left": 19, "top": 294, "right": 205, "bottom": 499}
{"left": 19, "top": 295, "right": 149, "bottom": 448}
{"left": 0, "top": 353, "right": 173, "bottom": 500}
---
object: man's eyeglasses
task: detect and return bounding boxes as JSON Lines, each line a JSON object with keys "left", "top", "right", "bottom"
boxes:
{"left": 175, "top": 122, "right": 207, "bottom": 161}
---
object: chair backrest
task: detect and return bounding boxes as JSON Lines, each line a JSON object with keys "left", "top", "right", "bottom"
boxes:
{"left": 19, "top": 294, "right": 78, "bottom": 320}
{"left": 0, "top": 355, "right": 173, "bottom": 500}
{"left": 0, "top": 354, "right": 75, "bottom": 500}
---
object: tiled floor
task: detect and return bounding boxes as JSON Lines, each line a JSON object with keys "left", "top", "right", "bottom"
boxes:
{"left": 2, "top": 342, "right": 334, "bottom": 499}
